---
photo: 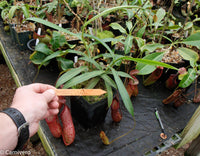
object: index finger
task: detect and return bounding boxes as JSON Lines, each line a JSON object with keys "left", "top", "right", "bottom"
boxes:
{"left": 27, "top": 83, "right": 56, "bottom": 93}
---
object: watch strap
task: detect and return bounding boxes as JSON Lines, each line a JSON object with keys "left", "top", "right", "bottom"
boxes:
{"left": 1, "top": 108, "right": 29, "bottom": 150}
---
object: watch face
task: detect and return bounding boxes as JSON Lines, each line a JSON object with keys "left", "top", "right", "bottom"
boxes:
{"left": 18, "top": 122, "right": 29, "bottom": 136}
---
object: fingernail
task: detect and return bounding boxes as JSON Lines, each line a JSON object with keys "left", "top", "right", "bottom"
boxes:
{"left": 48, "top": 89, "right": 55, "bottom": 95}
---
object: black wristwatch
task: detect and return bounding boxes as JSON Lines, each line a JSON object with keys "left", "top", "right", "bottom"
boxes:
{"left": 1, "top": 108, "right": 29, "bottom": 150}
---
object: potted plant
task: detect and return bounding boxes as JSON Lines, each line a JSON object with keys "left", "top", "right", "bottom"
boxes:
{"left": 27, "top": 5, "right": 177, "bottom": 128}
{"left": 107, "top": 2, "right": 200, "bottom": 109}
{"left": 7, "top": 1, "right": 36, "bottom": 50}
{"left": 36, "top": 0, "right": 69, "bottom": 26}
{"left": 25, "top": 1, "right": 200, "bottom": 150}
{"left": 29, "top": 29, "right": 75, "bottom": 72}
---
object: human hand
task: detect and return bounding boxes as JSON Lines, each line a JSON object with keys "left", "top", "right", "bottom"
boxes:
{"left": 11, "top": 83, "right": 59, "bottom": 137}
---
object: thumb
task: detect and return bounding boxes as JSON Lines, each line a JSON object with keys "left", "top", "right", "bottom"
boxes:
{"left": 42, "top": 89, "right": 56, "bottom": 103}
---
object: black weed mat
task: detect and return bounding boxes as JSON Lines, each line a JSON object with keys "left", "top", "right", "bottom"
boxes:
{"left": 0, "top": 20, "right": 199, "bottom": 156}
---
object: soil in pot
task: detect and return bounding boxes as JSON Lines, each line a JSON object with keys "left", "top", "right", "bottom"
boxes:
{"left": 157, "top": 48, "right": 190, "bottom": 83}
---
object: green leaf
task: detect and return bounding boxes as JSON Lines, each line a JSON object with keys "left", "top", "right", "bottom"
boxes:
{"left": 177, "top": 47, "right": 199, "bottom": 67}
{"left": 50, "top": 31, "right": 67, "bottom": 50}
{"left": 101, "top": 37, "right": 124, "bottom": 44}
{"left": 156, "top": 8, "right": 166, "bottom": 22}
{"left": 38, "top": 50, "right": 66, "bottom": 69}
{"left": 193, "top": 17, "right": 200, "bottom": 23}
{"left": 178, "top": 68, "right": 197, "bottom": 88}
{"left": 79, "top": 56, "right": 102, "bottom": 70}
{"left": 29, "top": 51, "right": 47, "bottom": 65}
{"left": 27, "top": 17, "right": 81, "bottom": 38}
{"left": 184, "top": 22, "right": 193, "bottom": 30}
{"left": 126, "top": 21, "right": 133, "bottom": 33}
{"left": 124, "top": 35, "right": 134, "bottom": 54}
{"left": 21, "top": 4, "right": 29, "bottom": 18}
{"left": 111, "top": 68, "right": 134, "bottom": 117}
{"left": 67, "top": 49, "right": 87, "bottom": 57}
{"left": 35, "top": 43, "right": 53, "bottom": 55}
{"left": 117, "top": 71, "right": 133, "bottom": 79}
{"left": 85, "top": 77, "right": 100, "bottom": 89}
{"left": 127, "top": 9, "right": 134, "bottom": 19}
{"left": 109, "top": 22, "right": 127, "bottom": 34}
{"left": 0, "top": 1, "right": 8, "bottom": 8}
{"left": 83, "top": 5, "right": 139, "bottom": 30}
{"left": 57, "top": 57, "right": 73, "bottom": 71}
{"left": 136, "top": 52, "right": 165, "bottom": 75}
{"left": 135, "top": 37, "right": 145, "bottom": 49}
{"left": 43, "top": 0, "right": 58, "bottom": 13}
{"left": 105, "top": 81, "right": 113, "bottom": 107}
{"left": 96, "top": 30, "right": 114, "bottom": 39}
{"left": 111, "top": 54, "right": 125, "bottom": 67}
{"left": 35, "top": 8, "right": 46, "bottom": 16}
{"left": 56, "top": 66, "right": 88, "bottom": 88}
{"left": 136, "top": 25, "right": 146, "bottom": 38}
{"left": 8, "top": 5, "right": 18, "bottom": 19}
{"left": 84, "top": 34, "right": 114, "bottom": 56}
{"left": 140, "top": 43, "right": 164, "bottom": 53}
{"left": 166, "top": 25, "right": 181, "bottom": 30}
{"left": 101, "top": 74, "right": 117, "bottom": 89}
{"left": 109, "top": 55, "right": 178, "bottom": 75}
{"left": 177, "top": 106, "right": 200, "bottom": 148}
{"left": 1, "top": 8, "right": 9, "bottom": 20}
{"left": 155, "top": 8, "right": 166, "bottom": 28}
{"left": 180, "top": 32, "right": 200, "bottom": 48}
{"left": 63, "top": 70, "right": 105, "bottom": 88}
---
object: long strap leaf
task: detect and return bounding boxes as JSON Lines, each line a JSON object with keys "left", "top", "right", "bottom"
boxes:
{"left": 85, "top": 77, "right": 100, "bottom": 89}
{"left": 56, "top": 66, "right": 88, "bottom": 88}
{"left": 109, "top": 56, "right": 178, "bottom": 73}
{"left": 177, "top": 105, "right": 200, "bottom": 148}
{"left": 27, "top": 17, "right": 81, "bottom": 39}
{"left": 101, "top": 74, "right": 117, "bottom": 89}
{"left": 79, "top": 56, "right": 102, "bottom": 70}
{"left": 38, "top": 50, "right": 67, "bottom": 70}
{"left": 111, "top": 68, "right": 134, "bottom": 117}
{"left": 9, "top": 5, "right": 18, "bottom": 19}
{"left": 84, "top": 34, "right": 114, "bottom": 56}
{"left": 63, "top": 70, "right": 105, "bottom": 89}
{"left": 104, "top": 81, "right": 113, "bottom": 107}
{"left": 22, "top": 4, "right": 30, "bottom": 18}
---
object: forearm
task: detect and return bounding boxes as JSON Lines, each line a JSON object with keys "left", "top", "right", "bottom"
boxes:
{"left": 0, "top": 113, "right": 18, "bottom": 151}
{"left": 0, "top": 83, "right": 59, "bottom": 152}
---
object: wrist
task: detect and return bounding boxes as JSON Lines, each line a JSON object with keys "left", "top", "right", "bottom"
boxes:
{"left": 0, "top": 113, "right": 18, "bottom": 150}
{"left": 1, "top": 108, "right": 29, "bottom": 150}
{"left": 10, "top": 105, "right": 33, "bottom": 125}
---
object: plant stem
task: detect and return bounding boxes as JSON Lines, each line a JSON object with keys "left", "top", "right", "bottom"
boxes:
{"left": 58, "top": 0, "right": 61, "bottom": 23}
{"left": 158, "top": 0, "right": 175, "bottom": 43}
{"left": 63, "top": 0, "right": 83, "bottom": 25}
{"left": 178, "top": 0, "right": 195, "bottom": 38}
{"left": 81, "top": 5, "right": 140, "bottom": 56}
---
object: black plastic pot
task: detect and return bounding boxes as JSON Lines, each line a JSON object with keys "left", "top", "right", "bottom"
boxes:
{"left": 13, "top": 28, "right": 33, "bottom": 51}
{"left": 160, "top": 60, "right": 190, "bottom": 83}
{"left": 27, "top": 39, "right": 80, "bottom": 52}
{"left": 27, "top": 38, "right": 36, "bottom": 52}
{"left": 9, "top": 23, "right": 16, "bottom": 44}
{"left": 70, "top": 96, "right": 108, "bottom": 129}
